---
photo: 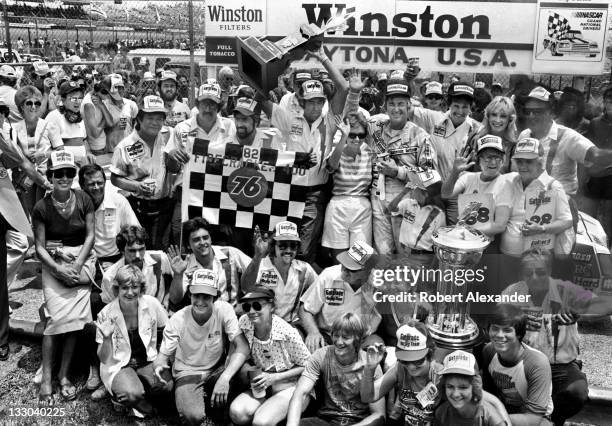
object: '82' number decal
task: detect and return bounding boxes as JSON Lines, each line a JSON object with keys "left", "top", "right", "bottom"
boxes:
{"left": 529, "top": 213, "right": 552, "bottom": 225}
{"left": 227, "top": 168, "right": 268, "bottom": 207}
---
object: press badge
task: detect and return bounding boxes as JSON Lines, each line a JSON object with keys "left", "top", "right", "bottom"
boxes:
{"left": 415, "top": 382, "right": 438, "bottom": 408}
{"left": 125, "top": 141, "right": 146, "bottom": 161}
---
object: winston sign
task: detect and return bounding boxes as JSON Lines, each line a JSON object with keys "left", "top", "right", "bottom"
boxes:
{"left": 205, "top": 0, "right": 611, "bottom": 75}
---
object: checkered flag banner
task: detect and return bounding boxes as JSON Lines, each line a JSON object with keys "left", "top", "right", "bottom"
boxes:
{"left": 182, "top": 139, "right": 310, "bottom": 231}
{"left": 547, "top": 12, "right": 571, "bottom": 39}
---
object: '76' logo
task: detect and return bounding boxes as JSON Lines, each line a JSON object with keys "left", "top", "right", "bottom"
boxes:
{"left": 227, "top": 168, "right": 268, "bottom": 207}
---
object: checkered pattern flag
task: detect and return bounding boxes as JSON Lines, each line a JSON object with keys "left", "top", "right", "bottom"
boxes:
{"left": 182, "top": 139, "right": 310, "bottom": 231}
{"left": 547, "top": 13, "right": 571, "bottom": 39}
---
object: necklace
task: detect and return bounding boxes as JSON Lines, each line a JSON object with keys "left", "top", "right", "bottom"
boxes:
{"left": 52, "top": 191, "right": 73, "bottom": 213}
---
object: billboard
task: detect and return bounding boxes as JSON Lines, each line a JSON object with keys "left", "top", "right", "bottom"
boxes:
{"left": 205, "top": 0, "right": 611, "bottom": 75}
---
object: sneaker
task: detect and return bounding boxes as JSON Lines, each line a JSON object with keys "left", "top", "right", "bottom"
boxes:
{"left": 91, "top": 385, "right": 109, "bottom": 401}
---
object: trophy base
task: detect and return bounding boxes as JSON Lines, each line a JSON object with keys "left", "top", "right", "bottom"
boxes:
{"left": 426, "top": 317, "right": 482, "bottom": 350}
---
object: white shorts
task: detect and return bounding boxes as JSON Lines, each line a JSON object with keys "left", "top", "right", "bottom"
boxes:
{"left": 322, "top": 195, "right": 372, "bottom": 249}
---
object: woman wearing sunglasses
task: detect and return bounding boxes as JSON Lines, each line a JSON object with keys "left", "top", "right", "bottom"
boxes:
{"left": 45, "top": 81, "right": 94, "bottom": 166}
{"left": 230, "top": 288, "right": 310, "bottom": 426}
{"left": 12, "top": 85, "right": 63, "bottom": 215}
{"left": 361, "top": 321, "right": 442, "bottom": 426}
{"left": 32, "top": 151, "right": 96, "bottom": 404}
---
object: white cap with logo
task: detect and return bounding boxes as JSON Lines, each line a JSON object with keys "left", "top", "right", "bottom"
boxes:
{"left": 189, "top": 268, "right": 218, "bottom": 296}
{"left": 395, "top": 323, "right": 429, "bottom": 361}
{"left": 440, "top": 350, "right": 477, "bottom": 376}
{"left": 477, "top": 135, "right": 504, "bottom": 153}
{"left": 49, "top": 151, "right": 77, "bottom": 171}
{"left": 273, "top": 221, "right": 300, "bottom": 241}
{"left": 514, "top": 137, "right": 544, "bottom": 159}
{"left": 197, "top": 83, "right": 222, "bottom": 103}
{"left": 527, "top": 86, "right": 551, "bottom": 102}
{"left": 336, "top": 241, "right": 375, "bottom": 271}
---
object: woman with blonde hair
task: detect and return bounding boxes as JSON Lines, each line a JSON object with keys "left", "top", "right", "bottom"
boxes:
{"left": 470, "top": 96, "right": 518, "bottom": 173}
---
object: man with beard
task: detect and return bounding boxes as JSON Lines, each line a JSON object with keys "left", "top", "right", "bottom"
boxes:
{"left": 164, "top": 83, "right": 236, "bottom": 245}
{"left": 167, "top": 217, "right": 251, "bottom": 312}
{"left": 299, "top": 241, "right": 381, "bottom": 354}
{"left": 158, "top": 70, "right": 191, "bottom": 128}
{"left": 100, "top": 225, "right": 173, "bottom": 306}
{"left": 241, "top": 221, "right": 318, "bottom": 326}
{"left": 101, "top": 74, "right": 139, "bottom": 152}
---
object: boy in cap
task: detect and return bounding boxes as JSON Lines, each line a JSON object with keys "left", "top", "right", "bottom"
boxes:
{"left": 101, "top": 73, "right": 139, "bottom": 151}
{"left": 299, "top": 240, "right": 381, "bottom": 353}
{"left": 158, "top": 70, "right": 191, "bottom": 128}
{"left": 154, "top": 268, "right": 250, "bottom": 425}
{"left": 241, "top": 221, "right": 318, "bottom": 325}
{"left": 110, "top": 95, "right": 175, "bottom": 249}
{"left": 165, "top": 82, "right": 237, "bottom": 245}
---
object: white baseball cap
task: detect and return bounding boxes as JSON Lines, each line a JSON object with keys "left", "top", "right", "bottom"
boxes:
{"left": 273, "top": 221, "right": 300, "bottom": 242}
{"left": 197, "top": 83, "right": 222, "bottom": 103}
{"left": 189, "top": 268, "right": 218, "bottom": 296}
{"left": 395, "top": 323, "right": 430, "bottom": 361}
{"left": 477, "top": 135, "right": 504, "bottom": 154}
{"left": 160, "top": 70, "right": 178, "bottom": 83}
{"left": 441, "top": 350, "right": 477, "bottom": 376}
{"left": 140, "top": 95, "right": 166, "bottom": 114}
{"left": 514, "top": 137, "right": 544, "bottom": 159}
{"left": 32, "top": 61, "right": 51, "bottom": 76}
{"left": 425, "top": 81, "right": 443, "bottom": 96}
{"left": 527, "top": 86, "right": 551, "bottom": 102}
{"left": 49, "top": 151, "right": 77, "bottom": 171}
{"left": 301, "top": 80, "right": 326, "bottom": 100}
{"left": 336, "top": 241, "right": 376, "bottom": 271}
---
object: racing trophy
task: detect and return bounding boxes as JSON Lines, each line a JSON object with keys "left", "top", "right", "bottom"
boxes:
{"left": 426, "top": 225, "right": 490, "bottom": 350}
{"left": 235, "top": 9, "right": 355, "bottom": 93}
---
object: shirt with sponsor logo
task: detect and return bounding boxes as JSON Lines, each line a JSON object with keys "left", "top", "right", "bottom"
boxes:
{"left": 501, "top": 171, "right": 572, "bottom": 256}
{"left": 254, "top": 256, "right": 317, "bottom": 323}
{"left": 395, "top": 199, "right": 446, "bottom": 251}
{"left": 159, "top": 300, "right": 241, "bottom": 379}
{"left": 518, "top": 122, "right": 593, "bottom": 196}
{"left": 412, "top": 107, "right": 481, "bottom": 181}
{"left": 110, "top": 128, "right": 174, "bottom": 199}
{"left": 164, "top": 99, "right": 191, "bottom": 128}
{"left": 482, "top": 342, "right": 553, "bottom": 417}
{"left": 301, "top": 264, "right": 381, "bottom": 335}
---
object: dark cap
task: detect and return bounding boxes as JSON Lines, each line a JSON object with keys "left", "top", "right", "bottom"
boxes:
{"left": 448, "top": 82, "right": 475, "bottom": 99}
{"left": 240, "top": 288, "right": 275, "bottom": 302}
{"left": 59, "top": 81, "right": 82, "bottom": 97}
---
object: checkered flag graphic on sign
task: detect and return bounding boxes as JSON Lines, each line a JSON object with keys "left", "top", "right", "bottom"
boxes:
{"left": 182, "top": 139, "right": 310, "bottom": 231}
{"left": 547, "top": 13, "right": 571, "bottom": 39}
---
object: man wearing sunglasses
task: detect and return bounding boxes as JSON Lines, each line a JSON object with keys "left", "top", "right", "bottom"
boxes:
{"left": 154, "top": 269, "right": 250, "bottom": 425}
{"left": 518, "top": 86, "right": 612, "bottom": 199}
{"left": 241, "top": 221, "right": 317, "bottom": 326}
{"left": 299, "top": 240, "right": 381, "bottom": 354}
{"left": 500, "top": 249, "right": 612, "bottom": 426}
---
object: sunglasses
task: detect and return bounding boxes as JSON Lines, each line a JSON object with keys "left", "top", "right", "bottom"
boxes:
{"left": 426, "top": 95, "right": 443, "bottom": 100}
{"left": 242, "top": 301, "right": 268, "bottom": 312}
{"left": 278, "top": 242, "right": 299, "bottom": 250}
{"left": 25, "top": 100, "right": 42, "bottom": 108}
{"left": 398, "top": 356, "right": 427, "bottom": 366}
{"left": 348, "top": 132, "right": 367, "bottom": 140}
{"left": 52, "top": 168, "right": 76, "bottom": 179}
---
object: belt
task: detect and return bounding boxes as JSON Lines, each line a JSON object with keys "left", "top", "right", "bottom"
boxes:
{"left": 411, "top": 249, "right": 434, "bottom": 255}
{"left": 129, "top": 196, "right": 173, "bottom": 214}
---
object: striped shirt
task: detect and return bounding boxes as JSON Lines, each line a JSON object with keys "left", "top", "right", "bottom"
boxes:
{"left": 326, "top": 142, "right": 373, "bottom": 196}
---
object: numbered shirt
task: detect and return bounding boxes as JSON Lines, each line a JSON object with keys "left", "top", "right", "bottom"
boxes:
{"left": 501, "top": 278, "right": 595, "bottom": 363}
{"left": 412, "top": 107, "right": 481, "bottom": 181}
{"left": 164, "top": 99, "right": 191, "bottom": 128}
{"left": 501, "top": 171, "right": 572, "bottom": 257}
{"left": 159, "top": 300, "right": 241, "bottom": 379}
{"left": 110, "top": 128, "right": 174, "bottom": 199}
{"left": 301, "top": 264, "right": 381, "bottom": 335}
{"left": 96, "top": 295, "right": 168, "bottom": 392}
{"left": 93, "top": 186, "right": 140, "bottom": 258}
{"left": 454, "top": 172, "right": 512, "bottom": 231}
{"left": 255, "top": 256, "right": 318, "bottom": 323}
{"left": 518, "top": 122, "right": 593, "bottom": 196}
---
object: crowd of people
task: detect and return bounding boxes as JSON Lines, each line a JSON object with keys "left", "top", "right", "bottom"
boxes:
{"left": 1, "top": 39, "right": 612, "bottom": 426}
